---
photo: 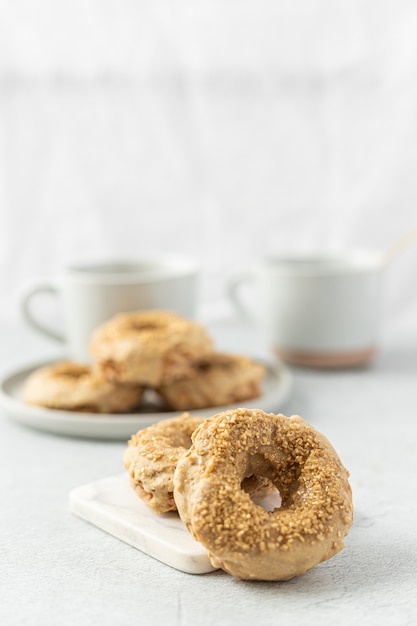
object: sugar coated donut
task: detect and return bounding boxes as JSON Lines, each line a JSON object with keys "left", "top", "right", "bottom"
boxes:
{"left": 174, "top": 408, "right": 353, "bottom": 581}
{"left": 90, "top": 310, "right": 214, "bottom": 387}
{"left": 23, "top": 361, "right": 144, "bottom": 413}
{"left": 124, "top": 413, "right": 275, "bottom": 514}
{"left": 157, "top": 353, "right": 266, "bottom": 410}
{"left": 124, "top": 413, "right": 205, "bottom": 513}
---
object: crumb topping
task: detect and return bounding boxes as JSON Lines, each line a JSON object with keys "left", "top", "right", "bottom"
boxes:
{"left": 49, "top": 362, "right": 90, "bottom": 380}
{"left": 158, "top": 353, "right": 266, "bottom": 410}
{"left": 22, "top": 361, "right": 143, "bottom": 413}
{"left": 174, "top": 409, "right": 353, "bottom": 573}
{"left": 92, "top": 310, "right": 213, "bottom": 353}
{"left": 124, "top": 413, "right": 206, "bottom": 514}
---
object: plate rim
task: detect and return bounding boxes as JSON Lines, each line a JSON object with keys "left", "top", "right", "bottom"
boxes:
{"left": 0, "top": 357, "right": 293, "bottom": 440}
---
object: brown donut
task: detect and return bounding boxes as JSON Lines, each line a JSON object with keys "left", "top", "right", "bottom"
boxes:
{"left": 90, "top": 310, "right": 214, "bottom": 387}
{"left": 124, "top": 413, "right": 274, "bottom": 515}
{"left": 157, "top": 353, "right": 266, "bottom": 410}
{"left": 23, "top": 361, "right": 144, "bottom": 413}
{"left": 124, "top": 414, "right": 205, "bottom": 514}
{"left": 174, "top": 408, "right": 353, "bottom": 581}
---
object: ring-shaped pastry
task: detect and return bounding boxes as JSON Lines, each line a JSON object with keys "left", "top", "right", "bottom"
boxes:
{"left": 90, "top": 310, "right": 214, "bottom": 387}
{"left": 23, "top": 361, "right": 144, "bottom": 413}
{"left": 157, "top": 353, "right": 265, "bottom": 410}
{"left": 174, "top": 408, "right": 353, "bottom": 581}
{"left": 124, "top": 413, "right": 204, "bottom": 514}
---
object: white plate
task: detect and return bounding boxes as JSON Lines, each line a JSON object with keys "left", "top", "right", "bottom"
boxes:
{"left": 0, "top": 358, "right": 292, "bottom": 440}
{"left": 70, "top": 473, "right": 217, "bottom": 575}
{"left": 70, "top": 472, "right": 281, "bottom": 574}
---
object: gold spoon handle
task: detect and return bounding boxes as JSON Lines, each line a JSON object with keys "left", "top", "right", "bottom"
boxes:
{"left": 383, "top": 224, "right": 417, "bottom": 265}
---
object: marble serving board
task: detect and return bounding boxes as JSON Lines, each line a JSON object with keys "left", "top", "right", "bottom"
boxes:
{"left": 69, "top": 473, "right": 217, "bottom": 575}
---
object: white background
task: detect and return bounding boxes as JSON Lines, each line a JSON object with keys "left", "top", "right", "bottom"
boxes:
{"left": 1, "top": 0, "right": 417, "bottom": 341}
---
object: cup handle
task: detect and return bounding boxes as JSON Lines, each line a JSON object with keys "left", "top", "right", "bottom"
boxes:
{"left": 227, "top": 270, "right": 257, "bottom": 321}
{"left": 20, "top": 283, "right": 65, "bottom": 343}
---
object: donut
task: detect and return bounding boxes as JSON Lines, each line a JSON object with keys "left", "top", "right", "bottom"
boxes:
{"left": 124, "top": 413, "right": 205, "bottom": 513}
{"left": 124, "top": 413, "right": 275, "bottom": 515}
{"left": 90, "top": 310, "right": 214, "bottom": 387}
{"left": 157, "top": 353, "right": 266, "bottom": 410}
{"left": 174, "top": 408, "right": 353, "bottom": 581}
{"left": 23, "top": 361, "right": 144, "bottom": 413}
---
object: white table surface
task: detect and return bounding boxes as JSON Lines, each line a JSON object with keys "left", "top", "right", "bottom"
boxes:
{"left": 1, "top": 318, "right": 416, "bottom": 626}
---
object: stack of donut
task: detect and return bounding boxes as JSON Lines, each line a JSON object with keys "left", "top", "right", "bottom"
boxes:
{"left": 124, "top": 408, "right": 354, "bottom": 581}
{"left": 23, "top": 310, "right": 266, "bottom": 413}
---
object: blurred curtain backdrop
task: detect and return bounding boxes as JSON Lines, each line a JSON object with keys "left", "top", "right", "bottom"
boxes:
{"left": 1, "top": 0, "right": 417, "bottom": 334}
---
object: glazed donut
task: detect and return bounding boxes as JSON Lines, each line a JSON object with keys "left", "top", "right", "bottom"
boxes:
{"left": 124, "top": 413, "right": 274, "bottom": 514}
{"left": 124, "top": 413, "right": 205, "bottom": 514}
{"left": 90, "top": 310, "right": 214, "bottom": 387}
{"left": 23, "top": 361, "right": 144, "bottom": 413}
{"left": 174, "top": 408, "right": 353, "bottom": 581}
{"left": 157, "top": 353, "right": 266, "bottom": 410}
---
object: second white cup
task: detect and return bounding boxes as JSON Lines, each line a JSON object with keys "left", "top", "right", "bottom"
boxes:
{"left": 228, "top": 251, "right": 384, "bottom": 368}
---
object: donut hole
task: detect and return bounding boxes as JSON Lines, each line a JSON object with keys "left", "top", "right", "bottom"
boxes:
{"left": 54, "top": 364, "right": 89, "bottom": 380}
{"left": 241, "top": 473, "right": 282, "bottom": 512}
{"left": 244, "top": 478, "right": 282, "bottom": 512}
{"left": 195, "top": 359, "right": 214, "bottom": 373}
{"left": 128, "top": 321, "right": 160, "bottom": 332}
{"left": 255, "top": 487, "right": 282, "bottom": 512}
{"left": 242, "top": 453, "right": 303, "bottom": 513}
{"left": 57, "top": 371, "right": 85, "bottom": 381}
{"left": 195, "top": 356, "right": 230, "bottom": 373}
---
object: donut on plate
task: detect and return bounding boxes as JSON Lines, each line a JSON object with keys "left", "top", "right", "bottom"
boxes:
{"left": 174, "top": 408, "right": 353, "bottom": 581}
{"left": 124, "top": 412, "right": 275, "bottom": 514}
{"left": 90, "top": 310, "right": 214, "bottom": 387}
{"left": 157, "top": 353, "right": 266, "bottom": 410}
{"left": 23, "top": 361, "right": 144, "bottom": 413}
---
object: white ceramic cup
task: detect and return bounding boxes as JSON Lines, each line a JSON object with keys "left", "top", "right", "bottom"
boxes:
{"left": 228, "top": 251, "right": 384, "bottom": 368}
{"left": 21, "top": 255, "right": 199, "bottom": 361}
